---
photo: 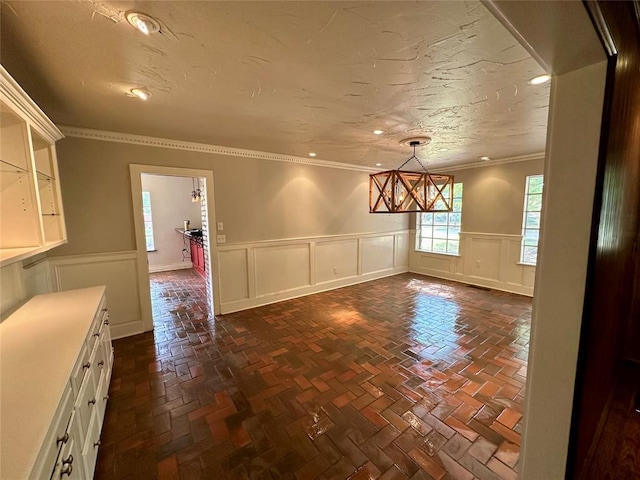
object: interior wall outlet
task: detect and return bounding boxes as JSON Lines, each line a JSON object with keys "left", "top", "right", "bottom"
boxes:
{"left": 217, "top": 234, "right": 226, "bottom": 244}
{"left": 333, "top": 266, "right": 338, "bottom": 274}
{"left": 217, "top": 222, "right": 224, "bottom": 231}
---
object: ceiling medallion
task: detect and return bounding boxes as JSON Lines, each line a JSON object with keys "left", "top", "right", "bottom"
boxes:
{"left": 369, "top": 137, "right": 454, "bottom": 214}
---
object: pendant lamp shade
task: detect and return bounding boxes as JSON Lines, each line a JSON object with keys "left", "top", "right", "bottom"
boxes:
{"left": 369, "top": 139, "right": 454, "bottom": 213}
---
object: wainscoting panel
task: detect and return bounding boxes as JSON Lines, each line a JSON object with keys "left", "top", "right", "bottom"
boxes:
{"left": 218, "top": 248, "right": 249, "bottom": 303}
{"left": 315, "top": 239, "right": 358, "bottom": 284}
{"left": 414, "top": 252, "right": 457, "bottom": 273}
{"left": 409, "top": 230, "right": 535, "bottom": 296}
{"left": 395, "top": 232, "right": 410, "bottom": 268}
{"left": 464, "top": 236, "right": 501, "bottom": 280}
{"left": 361, "top": 235, "right": 395, "bottom": 274}
{"left": 255, "top": 243, "right": 311, "bottom": 297}
{"left": 0, "top": 257, "right": 53, "bottom": 319}
{"left": 0, "top": 262, "right": 27, "bottom": 317}
{"left": 218, "top": 231, "right": 409, "bottom": 314}
{"left": 48, "top": 251, "right": 144, "bottom": 339}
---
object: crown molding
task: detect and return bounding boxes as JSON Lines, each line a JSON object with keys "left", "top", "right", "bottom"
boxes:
{"left": 1, "top": 65, "right": 63, "bottom": 143}
{"left": 431, "top": 152, "right": 545, "bottom": 173}
{"left": 59, "top": 126, "right": 379, "bottom": 173}
{"left": 59, "top": 126, "right": 543, "bottom": 174}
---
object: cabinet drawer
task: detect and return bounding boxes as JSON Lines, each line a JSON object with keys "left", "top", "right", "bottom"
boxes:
{"left": 81, "top": 412, "right": 101, "bottom": 479}
{"left": 30, "top": 385, "right": 73, "bottom": 480}
{"left": 51, "top": 411, "right": 83, "bottom": 480}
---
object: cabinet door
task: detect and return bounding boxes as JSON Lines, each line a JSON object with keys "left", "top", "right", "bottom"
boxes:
{"left": 190, "top": 240, "right": 198, "bottom": 267}
{"left": 69, "top": 343, "right": 89, "bottom": 399}
{"left": 197, "top": 244, "right": 205, "bottom": 272}
{"left": 81, "top": 412, "right": 101, "bottom": 479}
{"left": 51, "top": 411, "right": 83, "bottom": 480}
{"left": 75, "top": 365, "right": 96, "bottom": 444}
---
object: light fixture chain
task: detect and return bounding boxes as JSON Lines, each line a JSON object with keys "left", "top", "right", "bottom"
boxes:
{"left": 396, "top": 143, "right": 429, "bottom": 172}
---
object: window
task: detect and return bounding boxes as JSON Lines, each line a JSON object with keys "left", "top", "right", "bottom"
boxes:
{"left": 142, "top": 191, "right": 155, "bottom": 252}
{"left": 521, "top": 175, "right": 544, "bottom": 264}
{"left": 416, "top": 183, "right": 463, "bottom": 255}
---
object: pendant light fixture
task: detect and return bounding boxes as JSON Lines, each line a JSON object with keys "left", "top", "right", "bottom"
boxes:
{"left": 369, "top": 137, "right": 454, "bottom": 213}
{"left": 191, "top": 178, "right": 202, "bottom": 202}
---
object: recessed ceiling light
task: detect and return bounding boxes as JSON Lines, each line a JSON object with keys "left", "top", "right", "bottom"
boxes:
{"left": 373, "top": 130, "right": 383, "bottom": 135}
{"left": 309, "top": 152, "right": 317, "bottom": 157}
{"left": 130, "top": 88, "right": 151, "bottom": 100}
{"left": 480, "top": 156, "right": 490, "bottom": 161}
{"left": 439, "top": 148, "right": 449, "bottom": 152}
{"left": 528, "top": 74, "right": 551, "bottom": 85}
{"left": 375, "top": 163, "right": 382, "bottom": 167}
{"left": 125, "top": 11, "right": 161, "bottom": 35}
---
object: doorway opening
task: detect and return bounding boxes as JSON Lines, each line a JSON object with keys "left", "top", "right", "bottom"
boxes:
{"left": 141, "top": 173, "right": 211, "bottom": 328}
{"left": 130, "top": 165, "right": 219, "bottom": 332}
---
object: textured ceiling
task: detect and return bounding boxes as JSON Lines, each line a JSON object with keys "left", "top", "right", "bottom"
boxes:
{"left": 0, "top": 1, "right": 550, "bottom": 170}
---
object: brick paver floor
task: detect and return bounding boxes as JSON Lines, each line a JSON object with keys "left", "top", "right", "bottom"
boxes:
{"left": 95, "top": 271, "right": 530, "bottom": 479}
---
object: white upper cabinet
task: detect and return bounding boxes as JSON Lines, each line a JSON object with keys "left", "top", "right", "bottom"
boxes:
{"left": 0, "top": 65, "right": 65, "bottom": 266}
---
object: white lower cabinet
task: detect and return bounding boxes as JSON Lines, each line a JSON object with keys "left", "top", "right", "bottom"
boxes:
{"left": 0, "top": 287, "right": 112, "bottom": 479}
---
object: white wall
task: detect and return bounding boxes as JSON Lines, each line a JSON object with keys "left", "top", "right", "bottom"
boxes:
{"left": 53, "top": 138, "right": 407, "bottom": 255}
{"left": 140, "top": 174, "right": 202, "bottom": 272}
{"left": 521, "top": 60, "right": 607, "bottom": 480}
{"left": 46, "top": 135, "right": 409, "bottom": 333}
{"left": 409, "top": 158, "right": 543, "bottom": 296}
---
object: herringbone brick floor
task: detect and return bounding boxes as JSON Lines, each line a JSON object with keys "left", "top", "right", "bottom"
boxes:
{"left": 95, "top": 270, "right": 531, "bottom": 480}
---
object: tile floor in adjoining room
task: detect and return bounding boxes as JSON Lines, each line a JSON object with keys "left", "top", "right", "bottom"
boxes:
{"left": 95, "top": 270, "right": 530, "bottom": 480}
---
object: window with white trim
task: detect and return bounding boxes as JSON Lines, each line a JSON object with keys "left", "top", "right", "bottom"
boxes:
{"left": 142, "top": 191, "right": 155, "bottom": 252}
{"left": 416, "top": 183, "right": 463, "bottom": 255}
{"left": 521, "top": 175, "right": 544, "bottom": 264}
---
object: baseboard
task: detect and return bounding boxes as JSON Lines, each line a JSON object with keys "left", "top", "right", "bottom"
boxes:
{"left": 409, "top": 266, "right": 534, "bottom": 297}
{"left": 149, "top": 262, "right": 193, "bottom": 273}
{"left": 109, "top": 319, "right": 146, "bottom": 340}
{"left": 220, "top": 266, "right": 409, "bottom": 314}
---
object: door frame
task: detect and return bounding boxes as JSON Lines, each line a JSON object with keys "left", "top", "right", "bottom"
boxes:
{"left": 130, "top": 164, "right": 219, "bottom": 332}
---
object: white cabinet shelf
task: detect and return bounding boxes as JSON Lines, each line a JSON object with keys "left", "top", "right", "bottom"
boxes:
{"left": 0, "top": 65, "right": 65, "bottom": 267}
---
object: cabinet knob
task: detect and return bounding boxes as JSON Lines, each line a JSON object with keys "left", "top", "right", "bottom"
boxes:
{"left": 93, "top": 332, "right": 100, "bottom": 338}
{"left": 62, "top": 454, "right": 73, "bottom": 465}
{"left": 101, "top": 308, "right": 108, "bottom": 312}
{"left": 88, "top": 398, "right": 96, "bottom": 406}
{"left": 82, "top": 362, "right": 91, "bottom": 370}
{"left": 98, "top": 360, "right": 104, "bottom": 367}
{"left": 94, "top": 440, "right": 101, "bottom": 448}
{"left": 103, "top": 394, "right": 110, "bottom": 401}
{"left": 104, "top": 318, "right": 110, "bottom": 325}
{"left": 56, "top": 432, "right": 69, "bottom": 445}
{"left": 60, "top": 463, "right": 73, "bottom": 477}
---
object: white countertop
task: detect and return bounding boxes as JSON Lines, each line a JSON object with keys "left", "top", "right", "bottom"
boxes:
{"left": 0, "top": 286, "right": 106, "bottom": 479}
